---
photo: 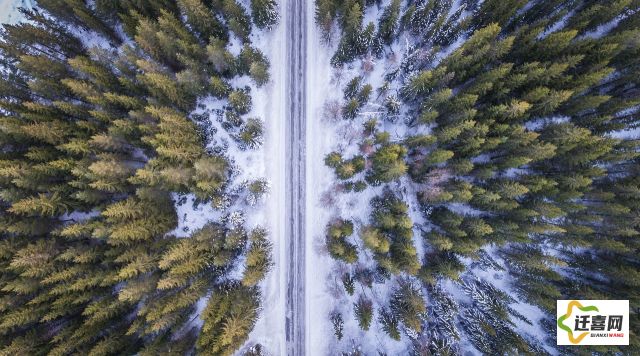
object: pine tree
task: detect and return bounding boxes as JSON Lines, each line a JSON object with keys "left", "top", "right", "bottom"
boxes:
{"left": 219, "top": 0, "right": 252, "bottom": 42}
{"left": 242, "top": 227, "right": 273, "bottom": 286}
{"left": 354, "top": 295, "right": 373, "bottom": 331}
{"left": 342, "top": 272, "right": 355, "bottom": 295}
{"left": 379, "top": 307, "right": 400, "bottom": 341}
{"left": 389, "top": 279, "right": 426, "bottom": 333}
{"left": 366, "top": 143, "right": 407, "bottom": 184}
{"left": 376, "top": 0, "right": 401, "bottom": 49}
{"left": 178, "top": 0, "right": 227, "bottom": 42}
{"left": 369, "top": 190, "right": 420, "bottom": 275}
{"left": 330, "top": 311, "right": 344, "bottom": 340}
{"left": 197, "top": 283, "right": 261, "bottom": 356}
{"left": 251, "top": 0, "right": 279, "bottom": 30}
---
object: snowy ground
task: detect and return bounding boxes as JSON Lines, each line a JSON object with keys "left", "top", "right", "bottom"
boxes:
{"left": 241, "top": 1, "right": 287, "bottom": 354}
{"left": 0, "top": 0, "right": 32, "bottom": 24}
{"left": 306, "top": 1, "right": 415, "bottom": 354}
{"left": 305, "top": 0, "right": 335, "bottom": 352}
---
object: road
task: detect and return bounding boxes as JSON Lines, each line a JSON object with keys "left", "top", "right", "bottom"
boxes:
{"left": 284, "top": 0, "right": 306, "bottom": 355}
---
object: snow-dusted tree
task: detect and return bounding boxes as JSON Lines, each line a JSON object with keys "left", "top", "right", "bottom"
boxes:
{"left": 237, "top": 118, "right": 265, "bottom": 150}
{"left": 354, "top": 295, "right": 373, "bottom": 331}
{"left": 379, "top": 307, "right": 401, "bottom": 341}
{"left": 390, "top": 279, "right": 426, "bottom": 333}
{"left": 330, "top": 311, "right": 344, "bottom": 340}
{"left": 251, "top": 0, "right": 279, "bottom": 30}
{"left": 342, "top": 272, "right": 355, "bottom": 295}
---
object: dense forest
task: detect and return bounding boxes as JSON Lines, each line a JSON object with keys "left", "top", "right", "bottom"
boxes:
{"left": 316, "top": 0, "right": 639, "bottom": 354}
{"left": 0, "top": 0, "right": 277, "bottom": 354}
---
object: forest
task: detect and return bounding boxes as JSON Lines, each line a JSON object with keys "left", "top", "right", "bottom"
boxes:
{"left": 0, "top": 0, "right": 277, "bottom": 355}
{"left": 316, "top": 0, "right": 640, "bottom": 354}
{"left": 1, "top": 0, "right": 639, "bottom": 354}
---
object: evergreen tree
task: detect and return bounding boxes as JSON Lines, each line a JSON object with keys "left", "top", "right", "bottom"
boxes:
{"left": 251, "top": 0, "right": 279, "bottom": 30}
{"left": 242, "top": 227, "right": 273, "bottom": 287}
{"left": 368, "top": 190, "right": 419, "bottom": 275}
{"left": 326, "top": 219, "right": 358, "bottom": 264}
{"left": 197, "top": 283, "right": 261, "bottom": 356}
{"left": 0, "top": 0, "right": 274, "bottom": 353}
{"left": 389, "top": 279, "right": 426, "bottom": 333}
{"left": 375, "top": 0, "right": 401, "bottom": 51}
{"left": 330, "top": 311, "right": 344, "bottom": 340}
{"left": 178, "top": 0, "right": 227, "bottom": 42}
{"left": 366, "top": 143, "right": 407, "bottom": 184}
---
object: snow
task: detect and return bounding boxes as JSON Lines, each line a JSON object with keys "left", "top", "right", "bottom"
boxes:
{"left": 61, "top": 209, "right": 101, "bottom": 222}
{"left": 433, "top": 35, "right": 466, "bottom": 67}
{"left": 242, "top": 0, "right": 287, "bottom": 353}
{"left": 525, "top": 116, "right": 570, "bottom": 131}
{"left": 306, "top": 1, "right": 419, "bottom": 354}
{"left": 610, "top": 106, "right": 640, "bottom": 139}
{"left": 306, "top": 0, "right": 341, "bottom": 352}
{"left": 180, "top": 295, "right": 208, "bottom": 334}
{"left": 582, "top": 16, "right": 625, "bottom": 39}
{"left": 227, "top": 35, "right": 244, "bottom": 57}
{"left": 0, "top": 0, "right": 32, "bottom": 24}
{"left": 447, "top": 203, "right": 483, "bottom": 217}
{"left": 538, "top": 11, "right": 574, "bottom": 39}
{"left": 170, "top": 193, "right": 221, "bottom": 238}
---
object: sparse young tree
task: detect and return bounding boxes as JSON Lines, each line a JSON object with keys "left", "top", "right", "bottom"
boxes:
{"left": 354, "top": 295, "right": 373, "bottom": 331}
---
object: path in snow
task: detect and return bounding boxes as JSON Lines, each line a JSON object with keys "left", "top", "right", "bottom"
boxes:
{"left": 285, "top": 0, "right": 307, "bottom": 355}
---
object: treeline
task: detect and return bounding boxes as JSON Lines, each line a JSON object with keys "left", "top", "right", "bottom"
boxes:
{"left": 318, "top": 0, "right": 640, "bottom": 353}
{"left": 0, "top": 0, "right": 276, "bottom": 355}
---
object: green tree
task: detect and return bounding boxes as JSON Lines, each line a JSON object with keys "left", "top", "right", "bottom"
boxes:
{"left": 326, "top": 219, "right": 358, "bottom": 264}
{"left": 178, "top": 0, "right": 227, "bottom": 41}
{"left": 197, "top": 284, "right": 261, "bottom": 356}
{"left": 366, "top": 143, "right": 407, "bottom": 184}
{"left": 251, "top": 0, "right": 279, "bottom": 29}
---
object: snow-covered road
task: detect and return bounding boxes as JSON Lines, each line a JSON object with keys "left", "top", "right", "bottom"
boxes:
{"left": 284, "top": 0, "right": 307, "bottom": 355}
